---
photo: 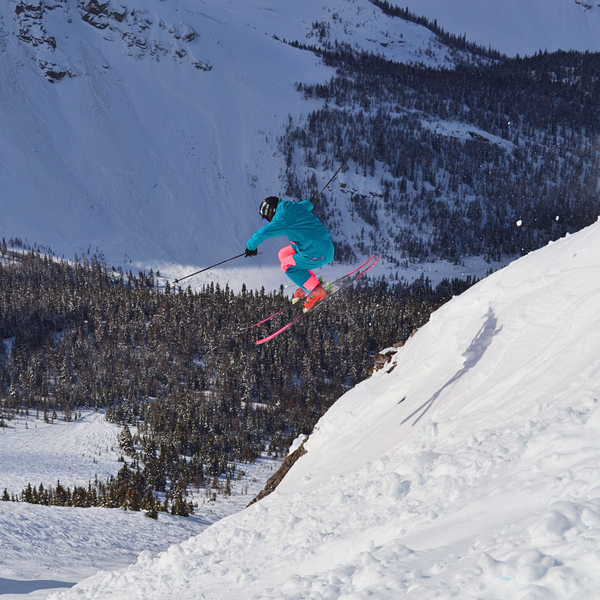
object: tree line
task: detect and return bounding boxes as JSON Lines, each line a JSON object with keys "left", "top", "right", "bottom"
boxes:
{"left": 0, "top": 251, "right": 476, "bottom": 514}
{"left": 2, "top": 457, "right": 193, "bottom": 519}
{"left": 280, "top": 40, "right": 600, "bottom": 265}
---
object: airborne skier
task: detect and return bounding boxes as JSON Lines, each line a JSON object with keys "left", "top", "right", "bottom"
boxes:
{"left": 245, "top": 196, "right": 335, "bottom": 311}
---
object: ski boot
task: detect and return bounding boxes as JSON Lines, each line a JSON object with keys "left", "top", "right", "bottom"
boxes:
{"left": 303, "top": 284, "right": 327, "bottom": 312}
{"left": 292, "top": 288, "right": 307, "bottom": 304}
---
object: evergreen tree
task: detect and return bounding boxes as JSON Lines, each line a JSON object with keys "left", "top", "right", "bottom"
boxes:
{"left": 119, "top": 424, "right": 135, "bottom": 457}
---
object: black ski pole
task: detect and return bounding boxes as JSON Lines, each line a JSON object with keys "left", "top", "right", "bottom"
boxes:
{"left": 310, "top": 145, "right": 359, "bottom": 205}
{"left": 173, "top": 252, "right": 248, "bottom": 285}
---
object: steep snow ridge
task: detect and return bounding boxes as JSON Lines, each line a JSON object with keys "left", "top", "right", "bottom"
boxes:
{"left": 51, "top": 221, "right": 600, "bottom": 598}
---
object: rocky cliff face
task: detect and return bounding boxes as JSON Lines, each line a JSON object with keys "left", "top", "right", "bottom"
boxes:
{"left": 9, "top": 0, "right": 208, "bottom": 82}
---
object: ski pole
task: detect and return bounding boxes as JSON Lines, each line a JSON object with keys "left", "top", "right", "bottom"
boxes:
{"left": 310, "top": 145, "right": 359, "bottom": 205}
{"left": 173, "top": 252, "right": 248, "bottom": 285}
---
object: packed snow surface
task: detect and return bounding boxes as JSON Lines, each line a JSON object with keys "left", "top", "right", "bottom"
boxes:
{"left": 49, "top": 221, "right": 600, "bottom": 598}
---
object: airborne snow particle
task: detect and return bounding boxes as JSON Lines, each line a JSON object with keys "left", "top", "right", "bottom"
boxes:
{"left": 517, "top": 220, "right": 522, "bottom": 227}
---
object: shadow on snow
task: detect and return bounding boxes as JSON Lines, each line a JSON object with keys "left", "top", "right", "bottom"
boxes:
{"left": 402, "top": 307, "right": 502, "bottom": 426}
{"left": 0, "top": 577, "right": 75, "bottom": 595}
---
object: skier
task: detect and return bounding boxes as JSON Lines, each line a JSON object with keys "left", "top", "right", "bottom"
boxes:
{"left": 245, "top": 196, "right": 335, "bottom": 310}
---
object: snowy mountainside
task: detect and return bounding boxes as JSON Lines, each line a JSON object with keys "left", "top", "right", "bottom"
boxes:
{"left": 0, "top": 410, "right": 281, "bottom": 595}
{"left": 51, "top": 220, "right": 600, "bottom": 599}
{"left": 2, "top": 0, "right": 599, "bottom": 291}
{"left": 399, "top": 0, "right": 600, "bottom": 56}
{"left": 0, "top": 0, "right": 455, "bottom": 289}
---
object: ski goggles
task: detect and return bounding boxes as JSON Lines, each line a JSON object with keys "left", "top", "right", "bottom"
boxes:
{"left": 259, "top": 197, "right": 278, "bottom": 222}
{"left": 259, "top": 200, "right": 272, "bottom": 221}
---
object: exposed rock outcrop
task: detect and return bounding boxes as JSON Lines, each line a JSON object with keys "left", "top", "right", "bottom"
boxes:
{"left": 248, "top": 441, "right": 307, "bottom": 507}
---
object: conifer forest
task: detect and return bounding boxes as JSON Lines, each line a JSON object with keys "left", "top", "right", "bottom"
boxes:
{"left": 281, "top": 33, "right": 600, "bottom": 265}
{"left": 0, "top": 250, "right": 473, "bottom": 515}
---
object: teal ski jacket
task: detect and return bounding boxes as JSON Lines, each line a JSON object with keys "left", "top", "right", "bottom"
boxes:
{"left": 246, "top": 200, "right": 334, "bottom": 261}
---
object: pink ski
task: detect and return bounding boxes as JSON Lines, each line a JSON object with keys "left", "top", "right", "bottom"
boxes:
{"left": 242, "top": 255, "right": 376, "bottom": 330}
{"left": 255, "top": 255, "right": 381, "bottom": 345}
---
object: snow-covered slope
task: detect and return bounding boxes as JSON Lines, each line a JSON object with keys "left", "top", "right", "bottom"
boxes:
{"left": 0, "top": 0, "right": 321, "bottom": 278}
{"left": 0, "top": 411, "right": 121, "bottom": 493}
{"left": 0, "top": 411, "right": 281, "bottom": 597}
{"left": 2, "top": 0, "right": 598, "bottom": 291}
{"left": 400, "top": 0, "right": 600, "bottom": 56}
{"left": 50, "top": 220, "right": 600, "bottom": 598}
{"left": 0, "top": 0, "right": 453, "bottom": 289}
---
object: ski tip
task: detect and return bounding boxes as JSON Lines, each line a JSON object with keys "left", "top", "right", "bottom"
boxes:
{"left": 255, "top": 334, "right": 276, "bottom": 345}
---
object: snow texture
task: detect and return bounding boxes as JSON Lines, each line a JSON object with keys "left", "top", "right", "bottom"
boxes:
{"left": 47, "top": 220, "right": 600, "bottom": 599}
{"left": 0, "top": 411, "right": 122, "bottom": 494}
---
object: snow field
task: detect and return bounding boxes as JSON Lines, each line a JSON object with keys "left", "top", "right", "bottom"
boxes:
{"left": 49, "top": 222, "right": 600, "bottom": 598}
{"left": 0, "top": 411, "right": 122, "bottom": 494}
{"left": 0, "top": 410, "right": 281, "bottom": 597}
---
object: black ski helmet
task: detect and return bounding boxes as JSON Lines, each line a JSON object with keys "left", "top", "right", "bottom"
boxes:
{"left": 259, "top": 196, "right": 279, "bottom": 222}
